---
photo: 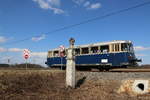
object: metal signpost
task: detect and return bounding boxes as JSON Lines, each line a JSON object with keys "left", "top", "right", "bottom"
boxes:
{"left": 23, "top": 49, "right": 30, "bottom": 70}
{"left": 59, "top": 45, "right": 65, "bottom": 70}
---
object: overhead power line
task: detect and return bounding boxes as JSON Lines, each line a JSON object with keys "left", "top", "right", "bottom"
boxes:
{"left": 4, "top": 1, "right": 150, "bottom": 45}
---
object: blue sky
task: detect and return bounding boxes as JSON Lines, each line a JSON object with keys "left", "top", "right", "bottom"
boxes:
{"left": 0, "top": 0, "right": 150, "bottom": 66}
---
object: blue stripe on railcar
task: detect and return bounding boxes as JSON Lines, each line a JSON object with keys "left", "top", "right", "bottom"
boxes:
{"left": 46, "top": 52, "right": 135, "bottom": 67}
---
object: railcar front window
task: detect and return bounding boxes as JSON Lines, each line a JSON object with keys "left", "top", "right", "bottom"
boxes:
{"left": 121, "top": 43, "right": 128, "bottom": 51}
{"left": 129, "top": 43, "right": 134, "bottom": 52}
{"left": 121, "top": 43, "right": 133, "bottom": 52}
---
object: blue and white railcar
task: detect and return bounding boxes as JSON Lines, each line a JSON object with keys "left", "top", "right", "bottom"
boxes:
{"left": 45, "top": 40, "right": 141, "bottom": 69}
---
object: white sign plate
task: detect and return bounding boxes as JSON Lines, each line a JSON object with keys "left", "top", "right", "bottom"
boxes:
{"left": 101, "top": 59, "right": 108, "bottom": 63}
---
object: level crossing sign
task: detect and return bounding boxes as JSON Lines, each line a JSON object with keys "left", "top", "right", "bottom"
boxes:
{"left": 59, "top": 45, "right": 65, "bottom": 52}
{"left": 23, "top": 49, "right": 30, "bottom": 59}
{"left": 59, "top": 45, "right": 65, "bottom": 57}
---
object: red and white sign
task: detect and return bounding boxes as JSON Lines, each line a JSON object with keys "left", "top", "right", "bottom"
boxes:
{"left": 59, "top": 45, "right": 65, "bottom": 57}
{"left": 23, "top": 49, "right": 30, "bottom": 59}
{"left": 59, "top": 45, "right": 65, "bottom": 52}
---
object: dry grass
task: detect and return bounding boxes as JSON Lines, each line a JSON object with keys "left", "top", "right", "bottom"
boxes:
{"left": 0, "top": 70, "right": 150, "bottom": 100}
{"left": 0, "top": 70, "right": 66, "bottom": 100}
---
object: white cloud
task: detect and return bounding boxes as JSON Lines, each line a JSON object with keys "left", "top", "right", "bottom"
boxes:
{"left": 136, "top": 54, "right": 147, "bottom": 57}
{"left": 51, "top": 7, "right": 64, "bottom": 14}
{"left": 33, "top": 0, "right": 64, "bottom": 14}
{"left": 27, "top": 52, "right": 47, "bottom": 67}
{"left": 31, "top": 52, "right": 47, "bottom": 58}
{"left": 72, "top": 0, "right": 101, "bottom": 10}
{"left": 87, "top": 3, "right": 101, "bottom": 10}
{"left": 30, "top": 52, "right": 48, "bottom": 67}
{"left": 72, "top": 0, "right": 85, "bottom": 5}
{"left": 0, "top": 36, "right": 8, "bottom": 43}
{"left": 48, "top": 0, "right": 61, "bottom": 7}
{"left": 134, "top": 46, "right": 150, "bottom": 51}
{"left": 32, "top": 34, "right": 46, "bottom": 42}
{"left": 0, "top": 47, "right": 7, "bottom": 52}
{"left": 0, "top": 47, "right": 25, "bottom": 52}
{"left": 8, "top": 48, "right": 24, "bottom": 52}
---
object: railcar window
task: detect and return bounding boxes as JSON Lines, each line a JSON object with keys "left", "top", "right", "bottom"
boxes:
{"left": 100, "top": 45, "right": 109, "bottom": 53}
{"left": 91, "top": 46, "right": 99, "bottom": 53}
{"left": 82, "top": 47, "right": 89, "bottom": 54}
{"left": 48, "top": 51, "right": 53, "bottom": 57}
{"left": 75, "top": 48, "right": 80, "bottom": 55}
{"left": 53, "top": 51, "right": 59, "bottom": 57}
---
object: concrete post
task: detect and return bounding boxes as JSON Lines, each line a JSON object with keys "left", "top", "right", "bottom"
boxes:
{"left": 66, "top": 38, "right": 76, "bottom": 88}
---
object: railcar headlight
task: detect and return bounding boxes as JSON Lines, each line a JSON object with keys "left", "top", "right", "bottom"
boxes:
{"left": 128, "top": 55, "right": 133, "bottom": 59}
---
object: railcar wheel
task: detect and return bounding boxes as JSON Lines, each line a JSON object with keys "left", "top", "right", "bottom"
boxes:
{"left": 104, "top": 68, "right": 109, "bottom": 72}
{"left": 98, "top": 67, "right": 104, "bottom": 72}
{"left": 122, "top": 65, "right": 127, "bottom": 68}
{"left": 104, "top": 66, "right": 111, "bottom": 72}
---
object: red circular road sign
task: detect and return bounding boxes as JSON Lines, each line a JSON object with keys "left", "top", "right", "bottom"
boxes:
{"left": 24, "top": 54, "right": 29, "bottom": 59}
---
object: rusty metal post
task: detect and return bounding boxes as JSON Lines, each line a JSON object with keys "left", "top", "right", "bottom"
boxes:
{"left": 66, "top": 38, "right": 76, "bottom": 88}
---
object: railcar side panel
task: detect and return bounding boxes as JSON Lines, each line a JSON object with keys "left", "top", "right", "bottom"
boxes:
{"left": 46, "top": 52, "right": 135, "bottom": 67}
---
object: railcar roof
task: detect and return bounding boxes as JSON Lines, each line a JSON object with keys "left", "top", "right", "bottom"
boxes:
{"left": 49, "top": 40, "right": 132, "bottom": 51}
{"left": 75, "top": 40, "right": 131, "bottom": 48}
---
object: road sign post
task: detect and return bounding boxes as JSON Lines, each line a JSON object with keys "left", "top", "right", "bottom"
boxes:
{"left": 23, "top": 49, "right": 30, "bottom": 70}
{"left": 26, "top": 59, "right": 27, "bottom": 70}
{"left": 61, "top": 57, "right": 63, "bottom": 70}
{"left": 59, "top": 45, "right": 65, "bottom": 70}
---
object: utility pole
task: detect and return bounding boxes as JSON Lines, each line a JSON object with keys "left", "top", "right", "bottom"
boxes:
{"left": 66, "top": 38, "right": 76, "bottom": 88}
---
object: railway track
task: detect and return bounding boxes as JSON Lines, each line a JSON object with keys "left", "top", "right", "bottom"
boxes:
{"left": 1, "top": 67, "right": 150, "bottom": 72}
{"left": 109, "top": 68, "right": 150, "bottom": 72}
{"left": 77, "top": 67, "right": 150, "bottom": 72}
{"left": 48, "top": 67, "right": 150, "bottom": 72}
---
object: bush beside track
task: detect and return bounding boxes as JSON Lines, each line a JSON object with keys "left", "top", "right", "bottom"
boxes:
{"left": 0, "top": 63, "right": 45, "bottom": 69}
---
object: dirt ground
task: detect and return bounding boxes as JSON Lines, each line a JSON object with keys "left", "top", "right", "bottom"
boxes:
{"left": 0, "top": 70, "right": 150, "bottom": 100}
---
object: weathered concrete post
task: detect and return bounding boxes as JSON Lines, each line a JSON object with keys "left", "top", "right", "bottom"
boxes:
{"left": 66, "top": 38, "right": 76, "bottom": 88}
